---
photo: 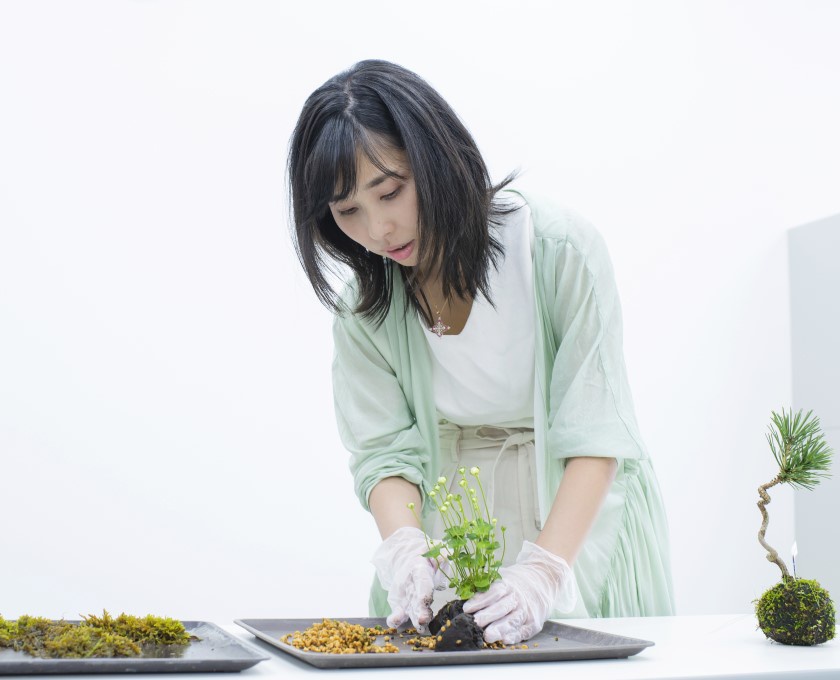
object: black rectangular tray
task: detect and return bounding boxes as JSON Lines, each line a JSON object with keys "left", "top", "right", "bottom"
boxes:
{"left": 0, "top": 620, "right": 268, "bottom": 675}
{"left": 234, "top": 617, "right": 654, "bottom": 668}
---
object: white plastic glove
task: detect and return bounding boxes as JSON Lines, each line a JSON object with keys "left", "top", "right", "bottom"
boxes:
{"left": 370, "top": 526, "right": 450, "bottom": 632}
{"left": 462, "top": 541, "right": 577, "bottom": 644}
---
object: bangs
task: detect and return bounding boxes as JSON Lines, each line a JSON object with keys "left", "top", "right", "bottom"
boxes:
{"left": 302, "top": 116, "right": 358, "bottom": 222}
{"left": 302, "top": 120, "right": 405, "bottom": 221}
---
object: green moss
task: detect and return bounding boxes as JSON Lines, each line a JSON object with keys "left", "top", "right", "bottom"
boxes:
{"left": 755, "top": 578, "right": 836, "bottom": 646}
{"left": 41, "top": 626, "right": 141, "bottom": 659}
{"left": 0, "top": 611, "right": 193, "bottom": 659}
{"left": 81, "top": 611, "right": 191, "bottom": 645}
{"left": 14, "top": 616, "right": 55, "bottom": 637}
{"left": 9, "top": 616, "right": 71, "bottom": 657}
{"left": 0, "top": 616, "right": 20, "bottom": 648}
{"left": 133, "top": 615, "right": 192, "bottom": 645}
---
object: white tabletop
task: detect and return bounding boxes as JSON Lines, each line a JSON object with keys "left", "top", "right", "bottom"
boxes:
{"left": 229, "top": 614, "right": 840, "bottom": 679}
{"left": 7, "top": 615, "right": 837, "bottom": 678}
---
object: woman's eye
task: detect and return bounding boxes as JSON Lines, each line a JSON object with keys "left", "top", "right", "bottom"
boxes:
{"left": 382, "top": 186, "right": 402, "bottom": 201}
{"left": 337, "top": 207, "right": 357, "bottom": 216}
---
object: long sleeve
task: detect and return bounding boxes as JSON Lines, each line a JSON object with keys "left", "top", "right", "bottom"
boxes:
{"left": 532, "top": 205, "right": 647, "bottom": 463}
{"left": 331, "top": 300, "right": 435, "bottom": 512}
{"left": 331, "top": 280, "right": 445, "bottom": 619}
{"left": 524, "top": 193, "right": 675, "bottom": 617}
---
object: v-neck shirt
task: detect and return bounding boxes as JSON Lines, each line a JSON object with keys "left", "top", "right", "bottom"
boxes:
{"left": 420, "top": 197, "right": 536, "bottom": 428}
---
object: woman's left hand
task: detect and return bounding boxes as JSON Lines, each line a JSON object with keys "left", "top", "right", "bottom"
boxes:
{"left": 462, "top": 541, "right": 577, "bottom": 644}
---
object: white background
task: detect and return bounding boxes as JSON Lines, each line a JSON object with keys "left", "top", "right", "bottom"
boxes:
{"left": 1, "top": 0, "right": 838, "bottom": 622}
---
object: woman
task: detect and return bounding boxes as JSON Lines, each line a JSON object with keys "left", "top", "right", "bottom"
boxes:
{"left": 288, "top": 59, "right": 674, "bottom": 645}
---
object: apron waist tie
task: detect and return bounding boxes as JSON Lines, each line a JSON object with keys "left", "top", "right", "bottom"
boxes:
{"left": 438, "top": 422, "right": 541, "bottom": 531}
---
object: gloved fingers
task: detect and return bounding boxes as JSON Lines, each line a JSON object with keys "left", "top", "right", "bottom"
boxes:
{"left": 517, "top": 619, "right": 545, "bottom": 643}
{"left": 484, "top": 610, "right": 543, "bottom": 645}
{"left": 386, "top": 578, "right": 410, "bottom": 629}
{"left": 405, "top": 564, "right": 436, "bottom": 629}
{"left": 406, "top": 591, "right": 433, "bottom": 632}
{"left": 495, "top": 614, "right": 544, "bottom": 646}
{"left": 385, "top": 605, "right": 408, "bottom": 630}
{"left": 407, "top": 595, "right": 433, "bottom": 628}
{"left": 515, "top": 541, "right": 578, "bottom": 613}
{"left": 482, "top": 609, "right": 528, "bottom": 645}
{"left": 407, "top": 603, "right": 433, "bottom": 633}
{"left": 408, "top": 563, "right": 436, "bottom": 609}
{"left": 387, "top": 586, "right": 431, "bottom": 632}
{"left": 371, "top": 527, "right": 434, "bottom": 590}
{"left": 469, "top": 591, "right": 518, "bottom": 629}
{"left": 383, "top": 557, "right": 438, "bottom": 633}
{"left": 462, "top": 580, "right": 511, "bottom": 613}
{"left": 410, "top": 561, "right": 436, "bottom": 592}
{"left": 473, "top": 594, "right": 516, "bottom": 626}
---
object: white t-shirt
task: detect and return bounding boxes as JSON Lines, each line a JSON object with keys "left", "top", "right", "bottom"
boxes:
{"left": 421, "top": 198, "right": 536, "bottom": 427}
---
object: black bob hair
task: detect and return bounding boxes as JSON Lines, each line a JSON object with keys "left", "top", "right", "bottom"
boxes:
{"left": 288, "top": 59, "right": 517, "bottom": 326}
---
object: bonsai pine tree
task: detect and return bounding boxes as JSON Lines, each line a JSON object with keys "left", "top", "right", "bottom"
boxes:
{"left": 755, "top": 408, "right": 835, "bottom": 645}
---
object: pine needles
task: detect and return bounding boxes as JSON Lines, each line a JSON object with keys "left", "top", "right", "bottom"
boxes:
{"left": 767, "top": 409, "right": 833, "bottom": 490}
{"left": 758, "top": 408, "right": 834, "bottom": 579}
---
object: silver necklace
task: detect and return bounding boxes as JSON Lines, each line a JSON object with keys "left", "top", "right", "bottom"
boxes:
{"left": 428, "top": 300, "right": 451, "bottom": 338}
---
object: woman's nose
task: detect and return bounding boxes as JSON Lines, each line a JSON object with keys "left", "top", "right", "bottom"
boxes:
{"left": 367, "top": 214, "right": 394, "bottom": 242}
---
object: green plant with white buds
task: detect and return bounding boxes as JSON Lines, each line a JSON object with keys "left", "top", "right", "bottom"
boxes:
{"left": 409, "top": 466, "right": 506, "bottom": 600}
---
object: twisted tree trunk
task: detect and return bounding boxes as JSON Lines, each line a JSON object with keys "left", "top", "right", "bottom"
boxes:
{"left": 757, "top": 475, "right": 790, "bottom": 579}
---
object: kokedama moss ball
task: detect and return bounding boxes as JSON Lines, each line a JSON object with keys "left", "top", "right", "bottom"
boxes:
{"left": 756, "top": 578, "right": 835, "bottom": 646}
{"left": 429, "top": 600, "right": 466, "bottom": 636}
{"left": 429, "top": 600, "right": 485, "bottom": 652}
{"left": 435, "top": 613, "right": 484, "bottom": 652}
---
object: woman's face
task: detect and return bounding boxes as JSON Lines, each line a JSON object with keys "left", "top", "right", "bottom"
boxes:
{"left": 328, "top": 147, "right": 420, "bottom": 267}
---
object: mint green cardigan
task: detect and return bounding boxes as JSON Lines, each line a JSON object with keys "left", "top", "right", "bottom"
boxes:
{"left": 332, "top": 191, "right": 675, "bottom": 618}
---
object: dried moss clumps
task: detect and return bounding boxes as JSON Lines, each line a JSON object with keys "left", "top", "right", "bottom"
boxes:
{"left": 0, "top": 611, "right": 193, "bottom": 659}
{"left": 278, "top": 618, "right": 515, "bottom": 655}
{"left": 756, "top": 578, "right": 836, "bottom": 646}
{"left": 282, "top": 619, "right": 398, "bottom": 654}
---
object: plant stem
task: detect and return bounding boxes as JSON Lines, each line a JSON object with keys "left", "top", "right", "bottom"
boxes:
{"left": 757, "top": 475, "right": 790, "bottom": 579}
{"left": 475, "top": 475, "right": 492, "bottom": 522}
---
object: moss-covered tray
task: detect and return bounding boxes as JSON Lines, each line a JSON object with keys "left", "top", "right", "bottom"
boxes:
{"left": 234, "top": 617, "right": 654, "bottom": 669}
{"left": 0, "top": 620, "right": 267, "bottom": 675}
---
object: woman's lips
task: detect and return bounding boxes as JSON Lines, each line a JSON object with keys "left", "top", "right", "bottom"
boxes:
{"left": 385, "top": 240, "right": 415, "bottom": 262}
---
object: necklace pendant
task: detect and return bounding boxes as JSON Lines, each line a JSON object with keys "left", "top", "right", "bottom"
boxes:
{"left": 429, "top": 315, "right": 451, "bottom": 338}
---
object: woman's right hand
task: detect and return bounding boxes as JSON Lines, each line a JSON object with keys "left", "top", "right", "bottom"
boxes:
{"left": 371, "top": 526, "right": 449, "bottom": 632}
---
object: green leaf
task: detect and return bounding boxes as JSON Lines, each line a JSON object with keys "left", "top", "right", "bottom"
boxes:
{"left": 474, "top": 575, "right": 491, "bottom": 589}
{"left": 456, "top": 584, "right": 475, "bottom": 599}
{"left": 445, "top": 526, "right": 466, "bottom": 539}
{"left": 422, "top": 545, "right": 443, "bottom": 559}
